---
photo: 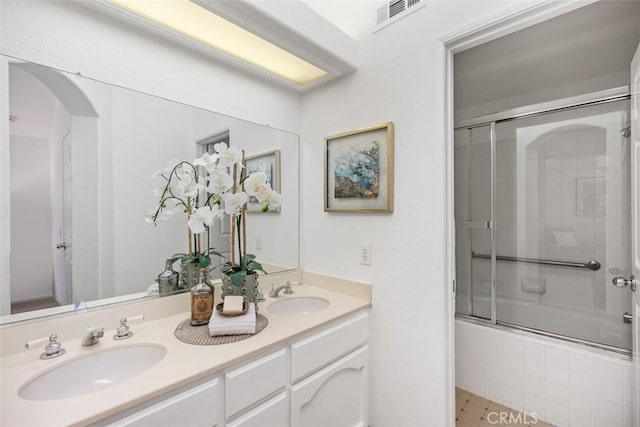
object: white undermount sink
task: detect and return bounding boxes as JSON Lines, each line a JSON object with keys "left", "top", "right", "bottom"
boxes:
{"left": 19, "top": 344, "right": 166, "bottom": 401}
{"left": 267, "top": 296, "right": 330, "bottom": 316}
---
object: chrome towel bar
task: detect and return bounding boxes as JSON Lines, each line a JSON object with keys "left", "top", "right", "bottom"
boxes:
{"left": 471, "top": 251, "right": 601, "bottom": 271}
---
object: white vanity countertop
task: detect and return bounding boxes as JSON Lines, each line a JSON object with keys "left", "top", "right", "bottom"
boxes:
{"left": 0, "top": 281, "right": 371, "bottom": 427}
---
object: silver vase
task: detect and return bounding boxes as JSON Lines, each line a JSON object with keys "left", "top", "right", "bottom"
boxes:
{"left": 221, "top": 271, "right": 260, "bottom": 308}
{"left": 180, "top": 262, "right": 210, "bottom": 290}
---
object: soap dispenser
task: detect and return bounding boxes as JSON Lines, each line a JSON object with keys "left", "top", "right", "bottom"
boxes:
{"left": 158, "top": 257, "right": 180, "bottom": 295}
{"left": 190, "top": 268, "right": 214, "bottom": 326}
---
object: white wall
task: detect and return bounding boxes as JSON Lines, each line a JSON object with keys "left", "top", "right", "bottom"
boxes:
{"left": 299, "top": 1, "right": 529, "bottom": 426}
{"left": 109, "top": 87, "right": 197, "bottom": 297}
{"left": 9, "top": 135, "right": 53, "bottom": 303}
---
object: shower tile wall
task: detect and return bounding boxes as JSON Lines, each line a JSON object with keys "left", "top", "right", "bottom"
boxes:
{"left": 455, "top": 320, "right": 633, "bottom": 427}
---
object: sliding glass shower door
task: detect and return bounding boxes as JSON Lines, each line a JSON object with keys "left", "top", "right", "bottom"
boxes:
{"left": 454, "top": 124, "right": 493, "bottom": 321}
{"left": 455, "top": 98, "right": 632, "bottom": 351}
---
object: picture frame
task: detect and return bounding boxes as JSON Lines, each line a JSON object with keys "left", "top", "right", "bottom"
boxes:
{"left": 324, "top": 122, "right": 394, "bottom": 212}
{"left": 245, "top": 149, "right": 281, "bottom": 213}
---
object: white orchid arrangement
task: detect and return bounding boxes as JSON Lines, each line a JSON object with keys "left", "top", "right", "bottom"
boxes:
{"left": 146, "top": 142, "right": 281, "bottom": 285}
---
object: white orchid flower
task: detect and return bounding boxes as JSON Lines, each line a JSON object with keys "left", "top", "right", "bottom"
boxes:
{"left": 169, "top": 179, "right": 192, "bottom": 199}
{"left": 145, "top": 207, "right": 174, "bottom": 224}
{"left": 152, "top": 158, "right": 179, "bottom": 180}
{"left": 244, "top": 172, "right": 269, "bottom": 197}
{"left": 214, "top": 142, "right": 243, "bottom": 168}
{"left": 144, "top": 208, "right": 156, "bottom": 224}
{"left": 152, "top": 186, "right": 165, "bottom": 198}
{"left": 222, "top": 192, "right": 249, "bottom": 216}
{"left": 206, "top": 170, "right": 233, "bottom": 195}
{"left": 258, "top": 189, "right": 282, "bottom": 212}
{"left": 169, "top": 165, "right": 203, "bottom": 199}
{"left": 187, "top": 205, "right": 224, "bottom": 234}
{"left": 193, "top": 152, "right": 220, "bottom": 172}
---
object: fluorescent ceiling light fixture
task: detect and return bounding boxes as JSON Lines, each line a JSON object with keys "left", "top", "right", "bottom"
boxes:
{"left": 105, "top": 0, "right": 328, "bottom": 85}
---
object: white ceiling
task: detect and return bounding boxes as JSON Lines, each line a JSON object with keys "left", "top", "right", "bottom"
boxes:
{"left": 302, "top": 0, "right": 377, "bottom": 40}
{"left": 454, "top": 0, "right": 640, "bottom": 115}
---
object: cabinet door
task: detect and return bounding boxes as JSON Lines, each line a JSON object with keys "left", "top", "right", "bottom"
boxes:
{"left": 226, "top": 392, "right": 289, "bottom": 427}
{"left": 291, "top": 346, "right": 368, "bottom": 427}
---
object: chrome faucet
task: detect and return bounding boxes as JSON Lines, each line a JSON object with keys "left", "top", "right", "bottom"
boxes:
{"left": 81, "top": 327, "right": 104, "bottom": 346}
{"left": 269, "top": 281, "right": 294, "bottom": 297}
{"left": 40, "top": 334, "right": 66, "bottom": 360}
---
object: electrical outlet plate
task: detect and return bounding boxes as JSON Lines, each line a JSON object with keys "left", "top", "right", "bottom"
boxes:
{"left": 360, "top": 244, "right": 372, "bottom": 265}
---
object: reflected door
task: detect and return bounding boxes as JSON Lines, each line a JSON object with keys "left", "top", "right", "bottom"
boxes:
{"left": 59, "top": 131, "right": 72, "bottom": 304}
{"left": 200, "top": 134, "right": 231, "bottom": 279}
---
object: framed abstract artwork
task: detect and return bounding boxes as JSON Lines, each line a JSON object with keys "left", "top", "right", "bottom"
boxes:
{"left": 245, "top": 149, "right": 281, "bottom": 213}
{"left": 324, "top": 122, "right": 394, "bottom": 212}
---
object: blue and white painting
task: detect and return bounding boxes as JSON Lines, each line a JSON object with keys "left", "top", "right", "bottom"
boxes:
{"left": 334, "top": 141, "right": 379, "bottom": 199}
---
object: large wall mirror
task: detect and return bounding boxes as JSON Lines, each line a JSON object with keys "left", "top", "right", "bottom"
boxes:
{"left": 1, "top": 55, "right": 300, "bottom": 325}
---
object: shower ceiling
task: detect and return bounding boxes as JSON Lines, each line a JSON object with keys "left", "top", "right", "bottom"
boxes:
{"left": 454, "top": 0, "right": 640, "bottom": 117}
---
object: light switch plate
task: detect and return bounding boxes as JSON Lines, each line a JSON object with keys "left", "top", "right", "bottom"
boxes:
{"left": 360, "top": 244, "right": 371, "bottom": 265}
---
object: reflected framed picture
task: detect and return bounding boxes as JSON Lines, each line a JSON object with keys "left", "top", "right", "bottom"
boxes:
{"left": 324, "top": 122, "right": 394, "bottom": 212}
{"left": 245, "top": 149, "right": 281, "bottom": 213}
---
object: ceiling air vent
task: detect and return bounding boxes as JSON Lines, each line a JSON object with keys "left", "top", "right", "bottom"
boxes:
{"left": 388, "top": 0, "right": 405, "bottom": 18}
{"left": 375, "top": 0, "right": 426, "bottom": 32}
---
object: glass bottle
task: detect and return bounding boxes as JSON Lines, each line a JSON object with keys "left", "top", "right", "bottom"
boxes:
{"left": 190, "top": 268, "right": 213, "bottom": 326}
{"left": 158, "top": 258, "right": 179, "bottom": 295}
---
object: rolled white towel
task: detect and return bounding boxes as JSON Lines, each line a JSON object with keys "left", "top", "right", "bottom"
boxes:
{"left": 209, "top": 303, "right": 256, "bottom": 336}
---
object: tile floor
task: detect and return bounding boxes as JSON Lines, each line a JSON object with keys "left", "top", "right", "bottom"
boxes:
{"left": 11, "top": 297, "right": 60, "bottom": 314}
{"left": 455, "top": 388, "right": 555, "bottom": 427}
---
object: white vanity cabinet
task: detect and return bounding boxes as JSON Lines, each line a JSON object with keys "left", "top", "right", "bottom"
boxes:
{"left": 99, "top": 310, "right": 368, "bottom": 427}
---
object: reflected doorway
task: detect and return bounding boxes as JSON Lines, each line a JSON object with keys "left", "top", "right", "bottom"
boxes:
{"left": 9, "top": 65, "right": 72, "bottom": 313}
{"left": 198, "top": 131, "right": 232, "bottom": 280}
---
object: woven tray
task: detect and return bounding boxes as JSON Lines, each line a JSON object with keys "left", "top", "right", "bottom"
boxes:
{"left": 174, "top": 314, "right": 268, "bottom": 346}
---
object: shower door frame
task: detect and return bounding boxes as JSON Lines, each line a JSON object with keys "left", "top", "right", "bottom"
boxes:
{"left": 453, "top": 86, "right": 632, "bottom": 356}
{"left": 439, "top": 2, "right": 604, "bottom": 424}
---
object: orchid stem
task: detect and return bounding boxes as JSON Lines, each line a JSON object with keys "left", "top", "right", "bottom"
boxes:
{"left": 241, "top": 150, "right": 247, "bottom": 269}
{"left": 230, "top": 163, "right": 238, "bottom": 266}
{"left": 236, "top": 216, "right": 243, "bottom": 269}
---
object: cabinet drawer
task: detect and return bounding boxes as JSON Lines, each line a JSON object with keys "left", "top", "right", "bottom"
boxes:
{"left": 105, "top": 377, "right": 220, "bottom": 427}
{"left": 225, "top": 349, "right": 287, "bottom": 418}
{"left": 226, "top": 392, "right": 289, "bottom": 427}
{"left": 290, "top": 311, "right": 368, "bottom": 382}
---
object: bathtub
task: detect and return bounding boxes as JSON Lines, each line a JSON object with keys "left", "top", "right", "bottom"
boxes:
{"left": 460, "top": 295, "right": 631, "bottom": 351}
{"left": 455, "top": 317, "right": 633, "bottom": 427}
